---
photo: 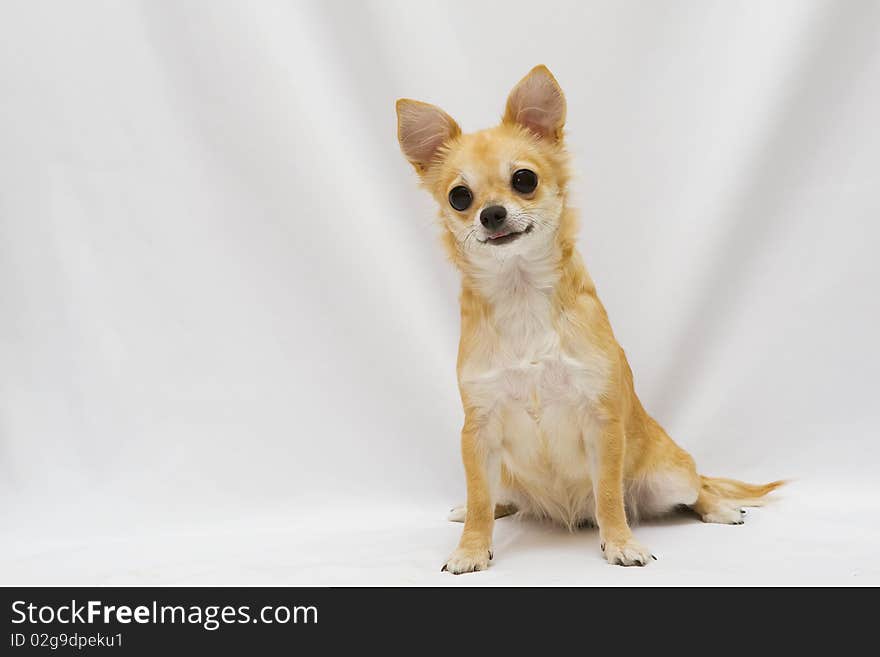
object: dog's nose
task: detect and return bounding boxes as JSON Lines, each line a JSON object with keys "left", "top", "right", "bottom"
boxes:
{"left": 480, "top": 205, "right": 507, "bottom": 231}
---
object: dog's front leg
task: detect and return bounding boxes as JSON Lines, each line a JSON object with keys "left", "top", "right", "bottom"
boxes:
{"left": 442, "top": 414, "right": 499, "bottom": 574}
{"left": 593, "top": 419, "right": 653, "bottom": 566}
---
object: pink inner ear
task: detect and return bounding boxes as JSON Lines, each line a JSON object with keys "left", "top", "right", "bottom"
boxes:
{"left": 507, "top": 75, "right": 565, "bottom": 139}
{"left": 399, "top": 105, "right": 456, "bottom": 167}
{"left": 515, "top": 105, "right": 558, "bottom": 136}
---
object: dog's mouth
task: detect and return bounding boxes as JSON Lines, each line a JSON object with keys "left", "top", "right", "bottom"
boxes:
{"left": 481, "top": 223, "right": 534, "bottom": 245}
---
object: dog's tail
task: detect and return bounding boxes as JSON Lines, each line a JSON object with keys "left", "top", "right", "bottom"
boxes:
{"left": 699, "top": 475, "right": 786, "bottom": 506}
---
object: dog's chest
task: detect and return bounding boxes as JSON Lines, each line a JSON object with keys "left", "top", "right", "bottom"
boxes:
{"left": 462, "top": 318, "right": 583, "bottom": 417}
{"left": 460, "top": 263, "right": 608, "bottom": 483}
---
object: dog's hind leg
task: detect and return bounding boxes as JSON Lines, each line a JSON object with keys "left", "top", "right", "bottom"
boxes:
{"left": 633, "top": 423, "right": 783, "bottom": 524}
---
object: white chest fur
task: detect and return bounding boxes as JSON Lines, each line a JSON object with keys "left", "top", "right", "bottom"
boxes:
{"left": 460, "top": 254, "right": 610, "bottom": 525}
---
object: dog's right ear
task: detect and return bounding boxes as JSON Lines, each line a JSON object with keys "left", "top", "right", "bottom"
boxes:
{"left": 396, "top": 99, "right": 460, "bottom": 174}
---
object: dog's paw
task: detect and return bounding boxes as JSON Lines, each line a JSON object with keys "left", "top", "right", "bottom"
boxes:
{"left": 701, "top": 505, "right": 746, "bottom": 525}
{"left": 441, "top": 546, "right": 492, "bottom": 575}
{"left": 601, "top": 538, "right": 654, "bottom": 567}
{"left": 447, "top": 505, "right": 466, "bottom": 523}
{"left": 447, "top": 503, "right": 517, "bottom": 522}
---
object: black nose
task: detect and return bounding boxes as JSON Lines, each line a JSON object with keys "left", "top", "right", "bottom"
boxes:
{"left": 479, "top": 205, "right": 507, "bottom": 231}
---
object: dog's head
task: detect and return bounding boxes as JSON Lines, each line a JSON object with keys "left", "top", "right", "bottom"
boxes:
{"left": 396, "top": 66, "right": 570, "bottom": 268}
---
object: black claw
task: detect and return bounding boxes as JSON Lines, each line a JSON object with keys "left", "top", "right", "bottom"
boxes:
{"left": 741, "top": 509, "right": 746, "bottom": 514}
{"left": 600, "top": 542, "right": 605, "bottom": 551}
{"left": 652, "top": 554, "right": 658, "bottom": 561}
{"left": 441, "top": 564, "right": 447, "bottom": 572}
{"left": 473, "top": 565, "right": 481, "bottom": 572}
{"left": 488, "top": 550, "right": 494, "bottom": 560}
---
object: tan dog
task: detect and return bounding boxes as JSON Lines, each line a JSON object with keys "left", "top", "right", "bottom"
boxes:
{"left": 396, "top": 65, "right": 782, "bottom": 573}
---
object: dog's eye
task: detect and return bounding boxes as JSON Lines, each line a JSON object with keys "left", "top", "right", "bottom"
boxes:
{"left": 511, "top": 169, "right": 538, "bottom": 194}
{"left": 448, "top": 186, "right": 473, "bottom": 212}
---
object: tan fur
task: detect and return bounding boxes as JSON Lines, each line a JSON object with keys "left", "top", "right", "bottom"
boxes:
{"left": 396, "top": 66, "right": 783, "bottom": 573}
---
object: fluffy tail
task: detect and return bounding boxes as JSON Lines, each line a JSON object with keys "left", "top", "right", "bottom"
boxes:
{"left": 699, "top": 475, "right": 786, "bottom": 507}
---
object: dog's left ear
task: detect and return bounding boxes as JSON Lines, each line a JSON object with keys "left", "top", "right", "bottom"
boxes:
{"left": 503, "top": 65, "right": 566, "bottom": 142}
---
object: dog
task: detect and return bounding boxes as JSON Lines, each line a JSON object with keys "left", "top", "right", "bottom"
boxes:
{"left": 395, "top": 65, "right": 782, "bottom": 573}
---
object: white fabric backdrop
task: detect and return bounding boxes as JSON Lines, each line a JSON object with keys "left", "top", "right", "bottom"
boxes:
{"left": 2, "top": 0, "right": 879, "bottom": 585}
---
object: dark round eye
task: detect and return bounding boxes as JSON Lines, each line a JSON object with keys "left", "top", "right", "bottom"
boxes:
{"left": 448, "top": 185, "right": 473, "bottom": 212}
{"left": 511, "top": 169, "right": 538, "bottom": 194}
